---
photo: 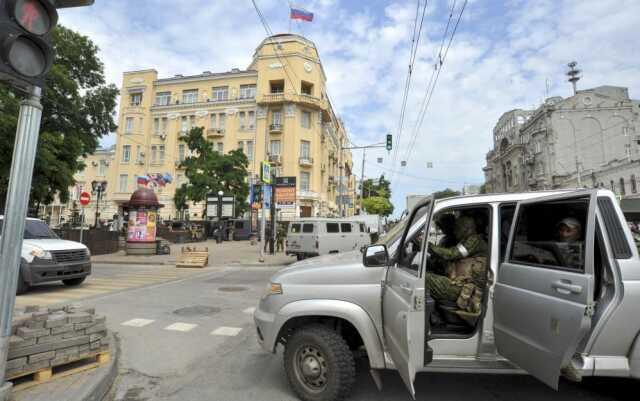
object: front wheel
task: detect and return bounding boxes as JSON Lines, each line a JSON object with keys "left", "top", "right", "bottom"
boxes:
{"left": 284, "top": 325, "right": 356, "bottom": 401}
{"left": 63, "top": 277, "right": 86, "bottom": 286}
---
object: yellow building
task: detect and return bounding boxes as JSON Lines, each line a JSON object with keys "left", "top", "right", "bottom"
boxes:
{"left": 40, "top": 146, "right": 117, "bottom": 227}
{"left": 109, "top": 34, "right": 355, "bottom": 220}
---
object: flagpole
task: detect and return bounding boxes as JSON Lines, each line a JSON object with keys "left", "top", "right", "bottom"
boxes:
{"left": 288, "top": 7, "right": 292, "bottom": 32}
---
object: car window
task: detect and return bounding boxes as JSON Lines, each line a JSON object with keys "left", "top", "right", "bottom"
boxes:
{"left": 397, "top": 202, "right": 431, "bottom": 275}
{"left": 510, "top": 197, "right": 589, "bottom": 271}
{"left": 340, "top": 223, "right": 352, "bottom": 233}
{"left": 499, "top": 204, "right": 516, "bottom": 262}
{"left": 326, "top": 223, "right": 339, "bottom": 233}
{"left": 290, "top": 223, "right": 301, "bottom": 233}
{"left": 302, "top": 224, "right": 314, "bottom": 233}
{"left": 23, "top": 220, "right": 58, "bottom": 240}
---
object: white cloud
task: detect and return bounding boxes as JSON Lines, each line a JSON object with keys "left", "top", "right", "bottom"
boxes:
{"left": 58, "top": 0, "right": 640, "bottom": 214}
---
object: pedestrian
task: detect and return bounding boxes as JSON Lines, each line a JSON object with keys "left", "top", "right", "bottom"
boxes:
{"left": 276, "top": 224, "right": 285, "bottom": 253}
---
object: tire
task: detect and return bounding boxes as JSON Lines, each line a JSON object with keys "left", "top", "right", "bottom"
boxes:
{"left": 297, "top": 254, "right": 305, "bottom": 261}
{"left": 16, "top": 273, "right": 29, "bottom": 295}
{"left": 62, "top": 277, "right": 86, "bottom": 287}
{"left": 284, "top": 325, "right": 356, "bottom": 401}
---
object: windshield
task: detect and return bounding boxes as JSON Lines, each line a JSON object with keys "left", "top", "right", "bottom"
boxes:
{"left": 2, "top": 220, "right": 59, "bottom": 240}
{"left": 377, "top": 202, "right": 430, "bottom": 255}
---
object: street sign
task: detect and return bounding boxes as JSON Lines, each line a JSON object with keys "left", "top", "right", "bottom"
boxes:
{"left": 261, "top": 161, "right": 271, "bottom": 184}
{"left": 79, "top": 191, "right": 91, "bottom": 206}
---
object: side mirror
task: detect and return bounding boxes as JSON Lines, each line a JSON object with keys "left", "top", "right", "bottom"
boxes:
{"left": 363, "top": 244, "right": 388, "bottom": 267}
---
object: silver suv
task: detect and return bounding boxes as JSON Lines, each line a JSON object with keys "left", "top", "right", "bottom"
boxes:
{"left": 254, "top": 189, "right": 640, "bottom": 400}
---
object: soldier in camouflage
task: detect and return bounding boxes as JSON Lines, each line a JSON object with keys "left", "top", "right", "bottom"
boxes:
{"left": 426, "top": 216, "right": 488, "bottom": 313}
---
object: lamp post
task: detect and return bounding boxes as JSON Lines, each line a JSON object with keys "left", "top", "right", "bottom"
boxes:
{"left": 91, "top": 180, "right": 107, "bottom": 228}
{"left": 217, "top": 190, "right": 223, "bottom": 244}
{"left": 560, "top": 115, "right": 582, "bottom": 187}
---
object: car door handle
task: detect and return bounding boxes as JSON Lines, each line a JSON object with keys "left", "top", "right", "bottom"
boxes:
{"left": 552, "top": 280, "right": 583, "bottom": 294}
{"left": 399, "top": 283, "right": 412, "bottom": 294}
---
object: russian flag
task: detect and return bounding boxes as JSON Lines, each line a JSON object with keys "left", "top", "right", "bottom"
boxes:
{"left": 290, "top": 7, "right": 313, "bottom": 22}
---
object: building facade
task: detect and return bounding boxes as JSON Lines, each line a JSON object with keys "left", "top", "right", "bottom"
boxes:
{"left": 484, "top": 86, "right": 640, "bottom": 197}
{"left": 107, "top": 34, "right": 355, "bottom": 221}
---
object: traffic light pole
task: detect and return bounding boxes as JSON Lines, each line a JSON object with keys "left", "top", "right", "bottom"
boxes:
{"left": 0, "top": 86, "right": 43, "bottom": 400}
{"left": 341, "top": 142, "right": 385, "bottom": 215}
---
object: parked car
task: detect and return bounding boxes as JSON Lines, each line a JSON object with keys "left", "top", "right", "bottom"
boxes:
{"left": 0, "top": 216, "right": 91, "bottom": 294}
{"left": 254, "top": 189, "right": 640, "bottom": 401}
{"left": 286, "top": 218, "right": 370, "bottom": 260}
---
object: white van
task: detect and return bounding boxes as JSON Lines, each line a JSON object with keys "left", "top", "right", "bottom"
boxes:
{"left": 286, "top": 218, "right": 370, "bottom": 260}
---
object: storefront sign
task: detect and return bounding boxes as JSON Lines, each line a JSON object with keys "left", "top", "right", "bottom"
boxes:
{"left": 275, "top": 176, "right": 296, "bottom": 209}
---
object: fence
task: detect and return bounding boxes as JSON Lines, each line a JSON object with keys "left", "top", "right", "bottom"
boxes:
{"left": 54, "top": 229, "right": 119, "bottom": 255}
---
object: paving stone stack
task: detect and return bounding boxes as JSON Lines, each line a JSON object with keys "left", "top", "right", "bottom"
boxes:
{"left": 5, "top": 305, "right": 108, "bottom": 379}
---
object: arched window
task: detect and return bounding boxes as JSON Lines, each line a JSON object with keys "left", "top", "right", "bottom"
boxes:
{"left": 632, "top": 175, "right": 637, "bottom": 194}
{"left": 610, "top": 180, "right": 615, "bottom": 192}
{"left": 620, "top": 178, "right": 626, "bottom": 196}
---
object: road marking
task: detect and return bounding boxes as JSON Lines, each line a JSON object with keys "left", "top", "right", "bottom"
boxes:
{"left": 243, "top": 307, "right": 256, "bottom": 314}
{"left": 211, "top": 327, "right": 243, "bottom": 336}
{"left": 164, "top": 323, "right": 198, "bottom": 332}
{"left": 121, "top": 318, "right": 155, "bottom": 327}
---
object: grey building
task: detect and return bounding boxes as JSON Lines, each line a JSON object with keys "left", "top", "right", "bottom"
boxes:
{"left": 484, "top": 85, "right": 640, "bottom": 197}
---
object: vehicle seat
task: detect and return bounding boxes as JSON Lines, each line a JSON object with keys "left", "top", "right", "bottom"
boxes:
{"left": 436, "top": 300, "right": 469, "bottom": 326}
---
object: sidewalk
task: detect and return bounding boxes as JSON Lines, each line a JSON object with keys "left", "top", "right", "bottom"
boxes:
{"left": 91, "top": 239, "right": 296, "bottom": 267}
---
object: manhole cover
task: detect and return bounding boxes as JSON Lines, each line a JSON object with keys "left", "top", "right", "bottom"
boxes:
{"left": 172, "top": 305, "right": 221, "bottom": 317}
{"left": 218, "top": 286, "right": 248, "bottom": 292}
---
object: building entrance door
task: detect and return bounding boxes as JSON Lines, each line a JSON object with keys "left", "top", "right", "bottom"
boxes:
{"left": 300, "top": 206, "right": 312, "bottom": 217}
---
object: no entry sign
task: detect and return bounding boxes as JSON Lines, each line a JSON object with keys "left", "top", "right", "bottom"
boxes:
{"left": 79, "top": 191, "right": 91, "bottom": 206}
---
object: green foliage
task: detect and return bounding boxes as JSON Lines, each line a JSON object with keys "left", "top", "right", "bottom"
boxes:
{"left": 0, "top": 26, "right": 118, "bottom": 210}
{"left": 432, "top": 188, "right": 461, "bottom": 200}
{"left": 362, "top": 196, "right": 394, "bottom": 217}
{"left": 479, "top": 183, "right": 487, "bottom": 194}
{"left": 362, "top": 175, "right": 391, "bottom": 199}
{"left": 175, "top": 127, "right": 250, "bottom": 217}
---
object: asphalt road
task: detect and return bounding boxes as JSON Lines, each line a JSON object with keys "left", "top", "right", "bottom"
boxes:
{"left": 24, "top": 263, "right": 636, "bottom": 401}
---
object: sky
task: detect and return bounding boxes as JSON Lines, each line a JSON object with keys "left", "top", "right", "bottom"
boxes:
{"left": 58, "top": 0, "right": 640, "bottom": 216}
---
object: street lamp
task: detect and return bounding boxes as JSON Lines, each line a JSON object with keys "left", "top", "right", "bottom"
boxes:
{"left": 91, "top": 180, "right": 107, "bottom": 228}
{"left": 216, "top": 190, "right": 224, "bottom": 243}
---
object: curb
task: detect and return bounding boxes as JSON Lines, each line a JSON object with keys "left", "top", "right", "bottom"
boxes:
{"left": 92, "top": 260, "right": 172, "bottom": 266}
{"left": 84, "top": 332, "right": 119, "bottom": 401}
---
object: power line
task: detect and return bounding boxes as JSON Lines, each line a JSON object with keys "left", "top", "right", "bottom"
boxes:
{"left": 390, "top": 0, "right": 429, "bottom": 179}
{"left": 401, "top": 0, "right": 467, "bottom": 175}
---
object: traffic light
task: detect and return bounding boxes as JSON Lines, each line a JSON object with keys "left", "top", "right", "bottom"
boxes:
{"left": 386, "top": 133, "right": 392, "bottom": 151}
{"left": 0, "top": 0, "right": 59, "bottom": 91}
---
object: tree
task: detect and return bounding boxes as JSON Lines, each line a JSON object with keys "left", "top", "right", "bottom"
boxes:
{"left": 175, "top": 126, "right": 249, "bottom": 217}
{"left": 362, "top": 196, "right": 394, "bottom": 217}
{"left": 0, "top": 26, "right": 118, "bottom": 212}
{"left": 362, "top": 175, "right": 391, "bottom": 198}
{"left": 432, "top": 188, "right": 461, "bottom": 200}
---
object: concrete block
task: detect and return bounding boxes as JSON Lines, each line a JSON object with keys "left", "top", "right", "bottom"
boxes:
{"left": 55, "top": 346, "right": 79, "bottom": 358}
{"left": 24, "top": 359, "right": 51, "bottom": 372}
{"left": 50, "top": 355, "right": 71, "bottom": 367}
{"left": 9, "top": 337, "right": 36, "bottom": 349}
{"left": 16, "top": 326, "right": 50, "bottom": 339}
{"left": 78, "top": 344, "right": 90, "bottom": 354}
{"left": 81, "top": 307, "right": 96, "bottom": 315}
{"left": 85, "top": 323, "right": 107, "bottom": 335}
{"left": 24, "top": 305, "right": 40, "bottom": 313}
{"left": 51, "top": 323, "right": 74, "bottom": 335}
{"left": 89, "top": 332, "right": 106, "bottom": 343}
{"left": 8, "top": 335, "right": 90, "bottom": 359}
{"left": 37, "top": 334, "right": 66, "bottom": 344}
{"left": 74, "top": 322, "right": 94, "bottom": 330}
{"left": 47, "top": 306, "right": 65, "bottom": 313}
{"left": 62, "top": 330, "right": 85, "bottom": 339}
{"left": 26, "top": 320, "right": 46, "bottom": 329}
{"left": 45, "top": 314, "right": 68, "bottom": 328}
{"left": 68, "top": 313, "right": 93, "bottom": 324}
{"left": 31, "top": 311, "right": 49, "bottom": 321}
{"left": 90, "top": 341, "right": 100, "bottom": 350}
{"left": 11, "top": 313, "right": 32, "bottom": 328}
{"left": 9, "top": 335, "right": 25, "bottom": 346}
{"left": 6, "top": 357, "right": 27, "bottom": 370}
{"left": 93, "top": 315, "right": 106, "bottom": 325}
{"left": 28, "top": 350, "right": 56, "bottom": 363}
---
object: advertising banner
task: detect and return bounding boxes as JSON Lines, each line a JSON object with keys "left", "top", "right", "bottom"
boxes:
{"left": 276, "top": 177, "right": 296, "bottom": 209}
{"left": 127, "top": 209, "right": 157, "bottom": 242}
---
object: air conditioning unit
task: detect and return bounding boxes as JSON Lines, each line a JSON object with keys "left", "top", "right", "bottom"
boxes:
{"left": 159, "top": 134, "right": 167, "bottom": 140}
{"left": 91, "top": 161, "right": 98, "bottom": 167}
{"left": 139, "top": 152, "right": 145, "bottom": 157}
{"left": 268, "top": 154, "right": 281, "bottom": 164}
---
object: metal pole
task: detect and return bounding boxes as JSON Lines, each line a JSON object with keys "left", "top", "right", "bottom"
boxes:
{"left": 269, "top": 172, "right": 276, "bottom": 255}
{"left": 0, "top": 86, "right": 43, "bottom": 399}
{"left": 338, "top": 142, "right": 343, "bottom": 217}
{"left": 79, "top": 208, "right": 84, "bottom": 244}
{"left": 360, "top": 148, "right": 366, "bottom": 214}
{"left": 259, "top": 184, "right": 266, "bottom": 262}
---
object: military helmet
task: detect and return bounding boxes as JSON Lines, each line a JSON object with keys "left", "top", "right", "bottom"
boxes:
{"left": 454, "top": 216, "right": 476, "bottom": 239}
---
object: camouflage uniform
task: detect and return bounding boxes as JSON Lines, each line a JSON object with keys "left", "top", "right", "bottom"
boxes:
{"left": 427, "top": 216, "right": 488, "bottom": 313}
{"left": 276, "top": 225, "right": 286, "bottom": 252}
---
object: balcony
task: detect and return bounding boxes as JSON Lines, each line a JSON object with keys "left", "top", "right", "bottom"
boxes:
{"left": 269, "top": 124, "right": 283, "bottom": 134}
{"left": 299, "top": 157, "right": 313, "bottom": 167}
{"left": 207, "top": 128, "right": 225, "bottom": 137}
{"left": 258, "top": 93, "right": 328, "bottom": 110}
{"left": 268, "top": 154, "right": 282, "bottom": 165}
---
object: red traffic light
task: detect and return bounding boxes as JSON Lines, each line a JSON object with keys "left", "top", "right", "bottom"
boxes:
{"left": 10, "top": 0, "right": 57, "bottom": 36}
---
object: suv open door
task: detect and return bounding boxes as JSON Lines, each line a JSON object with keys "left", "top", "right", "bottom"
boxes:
{"left": 494, "top": 190, "right": 596, "bottom": 389}
{"left": 382, "top": 198, "right": 434, "bottom": 398}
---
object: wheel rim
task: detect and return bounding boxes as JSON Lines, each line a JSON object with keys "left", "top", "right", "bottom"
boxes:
{"left": 294, "top": 344, "right": 328, "bottom": 393}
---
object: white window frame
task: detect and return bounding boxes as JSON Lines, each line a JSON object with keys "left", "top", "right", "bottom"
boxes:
{"left": 300, "top": 172, "right": 310, "bottom": 191}
{"left": 270, "top": 140, "right": 281, "bottom": 156}
{"left": 219, "top": 113, "right": 226, "bottom": 129}
{"left": 119, "top": 174, "right": 128, "bottom": 193}
{"left": 210, "top": 114, "right": 217, "bottom": 129}
{"left": 248, "top": 110, "right": 255, "bottom": 130}
{"left": 125, "top": 117, "right": 134, "bottom": 134}
{"left": 122, "top": 145, "right": 131, "bottom": 163}
{"left": 182, "top": 90, "right": 198, "bottom": 104}
{"left": 155, "top": 92, "right": 171, "bottom": 106}
{"left": 300, "top": 140, "right": 311, "bottom": 158}
{"left": 130, "top": 93, "right": 142, "bottom": 106}
{"left": 247, "top": 141, "right": 254, "bottom": 162}
{"left": 217, "top": 142, "right": 224, "bottom": 153}
{"left": 239, "top": 84, "right": 256, "bottom": 99}
{"left": 178, "top": 144, "right": 186, "bottom": 162}
{"left": 272, "top": 110, "right": 282, "bottom": 126}
{"left": 212, "top": 86, "right": 229, "bottom": 102}
{"left": 301, "top": 110, "right": 311, "bottom": 128}
{"left": 238, "top": 111, "right": 246, "bottom": 130}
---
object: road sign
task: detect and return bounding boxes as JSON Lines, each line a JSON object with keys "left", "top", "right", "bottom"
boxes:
{"left": 261, "top": 161, "right": 271, "bottom": 184}
{"left": 79, "top": 191, "right": 91, "bottom": 206}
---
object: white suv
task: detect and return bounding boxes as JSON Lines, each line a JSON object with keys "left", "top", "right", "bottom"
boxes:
{"left": 0, "top": 216, "right": 92, "bottom": 294}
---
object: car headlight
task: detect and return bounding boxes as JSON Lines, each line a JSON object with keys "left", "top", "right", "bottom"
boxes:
{"left": 264, "top": 282, "right": 283, "bottom": 297}
{"left": 30, "top": 249, "right": 52, "bottom": 260}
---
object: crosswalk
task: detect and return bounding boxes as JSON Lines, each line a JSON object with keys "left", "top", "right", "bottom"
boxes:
{"left": 120, "top": 318, "right": 246, "bottom": 337}
{"left": 15, "top": 267, "right": 203, "bottom": 308}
